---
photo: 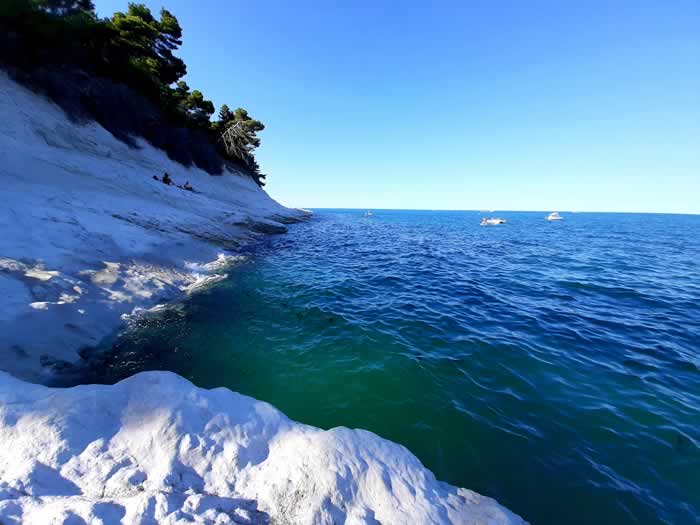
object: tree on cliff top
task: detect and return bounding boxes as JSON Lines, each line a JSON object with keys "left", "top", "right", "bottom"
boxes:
{"left": 110, "top": 3, "right": 186, "bottom": 87}
{"left": 1, "top": 0, "right": 269, "bottom": 186}
{"left": 36, "top": 0, "right": 95, "bottom": 16}
{"left": 160, "top": 80, "right": 215, "bottom": 130}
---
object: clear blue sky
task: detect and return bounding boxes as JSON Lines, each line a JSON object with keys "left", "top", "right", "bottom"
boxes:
{"left": 96, "top": 0, "right": 699, "bottom": 213}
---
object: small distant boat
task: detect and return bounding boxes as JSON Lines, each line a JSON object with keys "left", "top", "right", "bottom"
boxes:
{"left": 480, "top": 217, "right": 506, "bottom": 226}
{"left": 546, "top": 212, "right": 563, "bottom": 221}
{"left": 364, "top": 210, "right": 373, "bottom": 217}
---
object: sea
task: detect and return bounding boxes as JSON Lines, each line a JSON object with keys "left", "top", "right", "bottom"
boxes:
{"left": 66, "top": 209, "right": 699, "bottom": 525}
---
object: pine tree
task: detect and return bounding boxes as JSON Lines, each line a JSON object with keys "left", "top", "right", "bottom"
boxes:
{"left": 218, "top": 104, "right": 233, "bottom": 124}
{"left": 36, "top": 0, "right": 95, "bottom": 16}
{"left": 109, "top": 4, "right": 186, "bottom": 87}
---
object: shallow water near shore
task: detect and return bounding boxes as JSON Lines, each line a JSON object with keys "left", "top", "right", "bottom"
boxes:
{"left": 66, "top": 210, "right": 699, "bottom": 524}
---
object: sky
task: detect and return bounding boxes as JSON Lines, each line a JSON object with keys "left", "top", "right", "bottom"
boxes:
{"left": 95, "top": 0, "right": 700, "bottom": 213}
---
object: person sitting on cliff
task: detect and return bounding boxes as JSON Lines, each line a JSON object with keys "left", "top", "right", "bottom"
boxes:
{"left": 162, "top": 172, "right": 172, "bottom": 185}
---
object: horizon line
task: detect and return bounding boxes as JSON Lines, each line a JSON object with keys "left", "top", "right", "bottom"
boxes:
{"left": 300, "top": 207, "right": 699, "bottom": 216}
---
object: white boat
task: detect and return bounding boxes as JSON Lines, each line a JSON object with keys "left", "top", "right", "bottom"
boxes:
{"left": 364, "top": 210, "right": 373, "bottom": 217}
{"left": 480, "top": 217, "right": 506, "bottom": 226}
{"left": 546, "top": 212, "right": 563, "bottom": 221}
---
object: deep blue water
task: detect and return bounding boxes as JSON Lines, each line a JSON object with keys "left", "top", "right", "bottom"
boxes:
{"left": 77, "top": 210, "right": 699, "bottom": 524}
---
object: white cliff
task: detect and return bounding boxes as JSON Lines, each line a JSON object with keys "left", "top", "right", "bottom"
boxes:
{"left": 0, "top": 72, "right": 525, "bottom": 524}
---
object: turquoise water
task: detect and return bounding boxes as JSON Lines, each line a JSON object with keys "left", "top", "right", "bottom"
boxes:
{"left": 70, "top": 210, "right": 698, "bottom": 524}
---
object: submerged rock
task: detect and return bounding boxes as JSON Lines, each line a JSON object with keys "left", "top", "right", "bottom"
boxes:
{"left": 248, "top": 219, "right": 288, "bottom": 235}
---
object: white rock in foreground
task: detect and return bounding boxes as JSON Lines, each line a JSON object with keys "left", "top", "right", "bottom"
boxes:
{"left": 0, "top": 371, "right": 526, "bottom": 524}
{"left": 0, "top": 71, "right": 525, "bottom": 524}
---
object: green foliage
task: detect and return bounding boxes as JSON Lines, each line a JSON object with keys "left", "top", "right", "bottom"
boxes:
{"left": 0, "top": 0, "right": 269, "bottom": 185}
{"left": 218, "top": 104, "right": 232, "bottom": 123}
{"left": 214, "top": 106, "right": 264, "bottom": 147}
{"left": 160, "top": 80, "right": 215, "bottom": 131}
{"left": 34, "top": 0, "right": 95, "bottom": 16}
{"left": 105, "top": 3, "right": 187, "bottom": 98}
{"left": 206, "top": 99, "right": 267, "bottom": 184}
{"left": 185, "top": 90, "right": 215, "bottom": 128}
{"left": 2, "top": 0, "right": 105, "bottom": 66}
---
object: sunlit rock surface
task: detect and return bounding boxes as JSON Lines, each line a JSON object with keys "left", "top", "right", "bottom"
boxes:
{"left": 0, "top": 371, "right": 526, "bottom": 524}
{"left": 0, "top": 72, "right": 525, "bottom": 524}
{"left": 0, "top": 71, "right": 307, "bottom": 381}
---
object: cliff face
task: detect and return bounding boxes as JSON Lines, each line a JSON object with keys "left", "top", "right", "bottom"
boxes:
{"left": 0, "top": 72, "right": 525, "bottom": 524}
{"left": 0, "top": 71, "right": 307, "bottom": 382}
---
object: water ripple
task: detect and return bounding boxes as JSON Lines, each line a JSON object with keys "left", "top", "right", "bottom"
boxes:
{"left": 69, "top": 210, "right": 700, "bottom": 525}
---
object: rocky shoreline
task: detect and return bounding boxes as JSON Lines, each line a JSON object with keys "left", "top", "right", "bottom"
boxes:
{"left": 0, "top": 71, "right": 308, "bottom": 382}
{"left": 0, "top": 72, "right": 525, "bottom": 524}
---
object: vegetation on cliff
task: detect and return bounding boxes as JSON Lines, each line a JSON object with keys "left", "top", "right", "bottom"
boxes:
{"left": 0, "top": 0, "right": 267, "bottom": 185}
